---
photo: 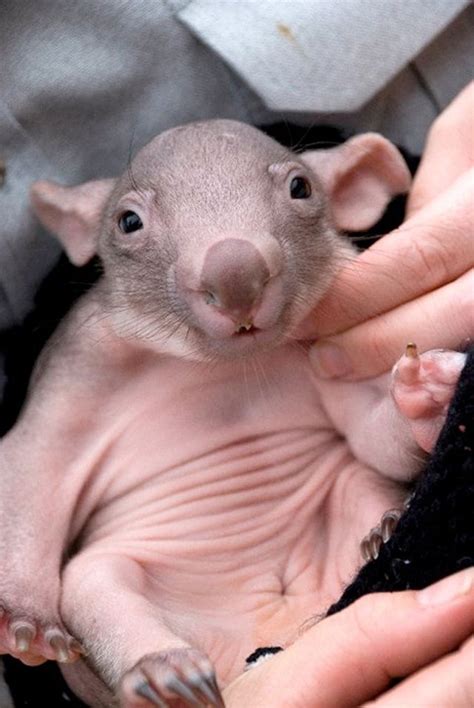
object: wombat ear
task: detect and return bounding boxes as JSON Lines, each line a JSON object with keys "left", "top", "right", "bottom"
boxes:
{"left": 30, "top": 178, "right": 115, "bottom": 266}
{"left": 301, "top": 134, "right": 411, "bottom": 231}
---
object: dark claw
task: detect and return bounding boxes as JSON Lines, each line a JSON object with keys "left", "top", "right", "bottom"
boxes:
{"left": 380, "top": 510, "right": 401, "bottom": 542}
{"left": 194, "top": 677, "right": 218, "bottom": 705}
{"left": 361, "top": 506, "right": 404, "bottom": 562}
{"left": 360, "top": 537, "right": 372, "bottom": 562}
{"left": 369, "top": 531, "right": 382, "bottom": 560}
{"left": 165, "top": 676, "right": 202, "bottom": 706}
{"left": 48, "top": 633, "right": 70, "bottom": 663}
{"left": 360, "top": 530, "right": 382, "bottom": 561}
{"left": 68, "top": 637, "right": 86, "bottom": 656}
{"left": 13, "top": 624, "right": 35, "bottom": 653}
{"left": 136, "top": 681, "right": 169, "bottom": 707}
{"left": 205, "top": 675, "right": 225, "bottom": 708}
{"left": 189, "top": 672, "right": 225, "bottom": 707}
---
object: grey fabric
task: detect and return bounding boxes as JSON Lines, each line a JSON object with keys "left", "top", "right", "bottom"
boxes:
{"left": 0, "top": 0, "right": 472, "bottom": 356}
{"left": 177, "top": 0, "right": 470, "bottom": 110}
{"left": 0, "top": 0, "right": 265, "bottom": 330}
{"left": 415, "top": 4, "right": 474, "bottom": 107}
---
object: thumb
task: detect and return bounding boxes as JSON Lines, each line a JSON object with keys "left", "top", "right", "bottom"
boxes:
{"left": 224, "top": 568, "right": 474, "bottom": 707}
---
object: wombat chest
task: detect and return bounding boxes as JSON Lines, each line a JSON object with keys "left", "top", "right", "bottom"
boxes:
{"left": 64, "top": 344, "right": 364, "bottom": 683}
{"left": 70, "top": 345, "right": 344, "bottom": 553}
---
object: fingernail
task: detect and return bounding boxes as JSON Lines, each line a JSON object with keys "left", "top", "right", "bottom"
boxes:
{"left": 417, "top": 568, "right": 474, "bottom": 607}
{"left": 309, "top": 341, "right": 352, "bottom": 379}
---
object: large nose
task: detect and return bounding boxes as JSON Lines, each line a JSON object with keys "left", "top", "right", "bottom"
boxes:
{"left": 200, "top": 239, "right": 270, "bottom": 321}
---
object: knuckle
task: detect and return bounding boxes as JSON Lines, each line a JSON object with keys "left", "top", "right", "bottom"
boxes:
{"left": 363, "top": 327, "right": 397, "bottom": 369}
{"left": 350, "top": 594, "right": 384, "bottom": 646}
{"left": 403, "top": 233, "right": 453, "bottom": 290}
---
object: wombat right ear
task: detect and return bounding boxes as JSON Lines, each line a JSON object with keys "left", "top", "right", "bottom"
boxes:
{"left": 301, "top": 134, "right": 411, "bottom": 232}
{"left": 30, "top": 178, "right": 115, "bottom": 266}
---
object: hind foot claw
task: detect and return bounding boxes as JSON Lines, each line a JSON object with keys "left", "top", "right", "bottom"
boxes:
{"left": 120, "top": 648, "right": 225, "bottom": 707}
{"left": 361, "top": 508, "right": 403, "bottom": 562}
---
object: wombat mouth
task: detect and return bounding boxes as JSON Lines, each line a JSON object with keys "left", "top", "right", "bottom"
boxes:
{"left": 233, "top": 325, "right": 259, "bottom": 336}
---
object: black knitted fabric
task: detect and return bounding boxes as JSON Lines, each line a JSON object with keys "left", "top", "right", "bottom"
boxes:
{"left": 2, "top": 124, "right": 471, "bottom": 707}
{"left": 327, "top": 347, "right": 474, "bottom": 615}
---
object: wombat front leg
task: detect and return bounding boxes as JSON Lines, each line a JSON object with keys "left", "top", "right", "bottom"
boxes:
{"left": 61, "top": 554, "right": 225, "bottom": 708}
{"left": 317, "top": 345, "right": 466, "bottom": 561}
{"left": 391, "top": 345, "right": 467, "bottom": 453}
{"left": 0, "top": 427, "right": 82, "bottom": 665}
{"left": 360, "top": 345, "right": 467, "bottom": 561}
{"left": 318, "top": 345, "right": 466, "bottom": 482}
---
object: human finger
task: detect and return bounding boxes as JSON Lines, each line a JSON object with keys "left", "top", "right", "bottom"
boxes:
{"left": 302, "top": 168, "right": 474, "bottom": 339}
{"left": 407, "top": 81, "right": 474, "bottom": 217}
{"left": 364, "top": 634, "right": 474, "bottom": 707}
{"left": 309, "top": 267, "right": 473, "bottom": 380}
{"left": 224, "top": 568, "right": 474, "bottom": 708}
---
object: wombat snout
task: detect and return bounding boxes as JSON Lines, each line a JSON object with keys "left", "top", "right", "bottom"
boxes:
{"left": 200, "top": 239, "right": 271, "bottom": 323}
{"left": 178, "top": 237, "right": 285, "bottom": 340}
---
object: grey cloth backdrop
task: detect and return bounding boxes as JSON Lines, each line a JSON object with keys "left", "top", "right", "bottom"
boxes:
{"left": 0, "top": 0, "right": 472, "bottom": 389}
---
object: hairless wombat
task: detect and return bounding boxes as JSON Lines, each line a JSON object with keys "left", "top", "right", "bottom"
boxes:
{"left": 0, "top": 120, "right": 466, "bottom": 707}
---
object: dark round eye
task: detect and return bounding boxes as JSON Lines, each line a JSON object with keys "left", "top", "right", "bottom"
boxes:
{"left": 290, "top": 176, "right": 311, "bottom": 199}
{"left": 118, "top": 210, "right": 143, "bottom": 233}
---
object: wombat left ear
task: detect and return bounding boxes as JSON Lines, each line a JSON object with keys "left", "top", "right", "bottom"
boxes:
{"left": 301, "top": 134, "right": 411, "bottom": 232}
{"left": 30, "top": 178, "right": 115, "bottom": 266}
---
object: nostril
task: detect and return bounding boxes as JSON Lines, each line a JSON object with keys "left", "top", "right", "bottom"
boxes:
{"left": 204, "top": 290, "right": 220, "bottom": 307}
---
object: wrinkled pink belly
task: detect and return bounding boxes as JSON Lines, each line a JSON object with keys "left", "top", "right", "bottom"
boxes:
{"left": 64, "top": 346, "right": 393, "bottom": 682}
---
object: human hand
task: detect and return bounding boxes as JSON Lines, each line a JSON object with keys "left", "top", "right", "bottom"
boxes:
{"left": 304, "top": 82, "right": 473, "bottom": 380}
{"left": 223, "top": 567, "right": 474, "bottom": 707}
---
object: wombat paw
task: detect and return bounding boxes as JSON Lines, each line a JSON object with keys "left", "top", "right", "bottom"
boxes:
{"left": 391, "top": 344, "right": 466, "bottom": 452}
{"left": 0, "top": 604, "right": 82, "bottom": 666}
{"left": 120, "top": 648, "right": 225, "bottom": 707}
{"left": 360, "top": 508, "right": 403, "bottom": 562}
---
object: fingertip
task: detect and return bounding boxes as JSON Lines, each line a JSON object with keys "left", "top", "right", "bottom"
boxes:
{"left": 416, "top": 567, "right": 474, "bottom": 608}
{"left": 309, "top": 341, "right": 353, "bottom": 379}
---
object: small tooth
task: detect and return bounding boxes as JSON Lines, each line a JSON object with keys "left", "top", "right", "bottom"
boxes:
{"left": 14, "top": 625, "right": 35, "bottom": 653}
{"left": 235, "top": 321, "right": 253, "bottom": 333}
{"left": 49, "top": 634, "right": 70, "bottom": 663}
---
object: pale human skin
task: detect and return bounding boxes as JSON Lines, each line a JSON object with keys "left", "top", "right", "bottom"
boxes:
{"left": 223, "top": 567, "right": 474, "bottom": 707}
{"left": 307, "top": 82, "right": 474, "bottom": 379}
{"left": 0, "top": 120, "right": 466, "bottom": 708}
{"left": 229, "top": 84, "right": 473, "bottom": 707}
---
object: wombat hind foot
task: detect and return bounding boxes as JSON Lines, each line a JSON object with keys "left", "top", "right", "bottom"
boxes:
{"left": 120, "top": 648, "right": 225, "bottom": 708}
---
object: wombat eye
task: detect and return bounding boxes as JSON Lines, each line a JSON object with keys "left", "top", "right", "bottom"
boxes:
{"left": 118, "top": 210, "right": 143, "bottom": 233}
{"left": 290, "top": 176, "right": 311, "bottom": 199}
